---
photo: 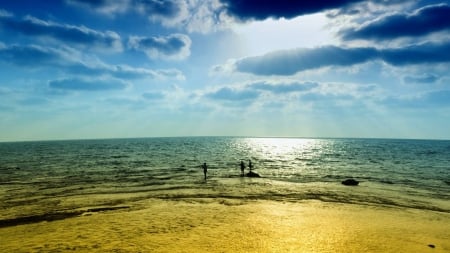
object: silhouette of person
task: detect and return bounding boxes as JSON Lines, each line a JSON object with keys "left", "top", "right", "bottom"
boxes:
{"left": 202, "top": 162, "right": 208, "bottom": 181}
{"left": 240, "top": 160, "right": 245, "bottom": 176}
{"left": 248, "top": 160, "right": 253, "bottom": 172}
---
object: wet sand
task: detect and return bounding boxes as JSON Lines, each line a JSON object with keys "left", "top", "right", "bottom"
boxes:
{"left": 1, "top": 199, "right": 449, "bottom": 253}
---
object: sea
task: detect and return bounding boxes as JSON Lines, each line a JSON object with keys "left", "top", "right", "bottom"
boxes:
{"left": 1, "top": 137, "right": 449, "bottom": 224}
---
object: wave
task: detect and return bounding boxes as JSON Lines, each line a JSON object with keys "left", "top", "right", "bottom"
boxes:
{"left": 153, "top": 190, "right": 450, "bottom": 213}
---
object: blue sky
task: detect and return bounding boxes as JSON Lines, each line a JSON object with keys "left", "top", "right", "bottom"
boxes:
{"left": 1, "top": 0, "right": 449, "bottom": 141}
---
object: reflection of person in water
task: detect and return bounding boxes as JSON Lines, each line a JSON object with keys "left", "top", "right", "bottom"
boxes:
{"left": 240, "top": 160, "right": 245, "bottom": 176}
{"left": 248, "top": 160, "right": 253, "bottom": 172}
{"left": 201, "top": 163, "right": 208, "bottom": 181}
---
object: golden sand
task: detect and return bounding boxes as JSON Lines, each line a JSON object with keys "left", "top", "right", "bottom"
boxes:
{"left": 1, "top": 199, "right": 449, "bottom": 252}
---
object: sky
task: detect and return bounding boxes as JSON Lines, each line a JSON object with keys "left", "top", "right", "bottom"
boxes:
{"left": 0, "top": 0, "right": 450, "bottom": 141}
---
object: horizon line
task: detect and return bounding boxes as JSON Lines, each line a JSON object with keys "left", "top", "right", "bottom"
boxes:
{"left": 1, "top": 135, "right": 449, "bottom": 144}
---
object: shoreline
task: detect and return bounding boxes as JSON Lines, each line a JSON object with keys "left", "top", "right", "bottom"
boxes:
{"left": 2, "top": 178, "right": 449, "bottom": 224}
{"left": 1, "top": 198, "right": 449, "bottom": 252}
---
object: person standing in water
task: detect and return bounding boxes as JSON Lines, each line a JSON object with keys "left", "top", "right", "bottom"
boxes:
{"left": 240, "top": 160, "right": 245, "bottom": 176}
{"left": 201, "top": 162, "right": 208, "bottom": 181}
{"left": 248, "top": 160, "right": 253, "bottom": 172}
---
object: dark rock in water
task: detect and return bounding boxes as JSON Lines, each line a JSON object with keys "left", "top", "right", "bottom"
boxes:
{"left": 246, "top": 171, "right": 261, "bottom": 178}
{"left": 342, "top": 179, "right": 359, "bottom": 186}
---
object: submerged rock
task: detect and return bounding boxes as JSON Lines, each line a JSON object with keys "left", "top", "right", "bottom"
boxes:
{"left": 246, "top": 171, "right": 261, "bottom": 178}
{"left": 342, "top": 179, "right": 359, "bottom": 186}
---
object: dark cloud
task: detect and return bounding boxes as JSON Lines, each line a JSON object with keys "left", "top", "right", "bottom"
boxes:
{"left": 235, "top": 46, "right": 378, "bottom": 75}
{"left": 381, "top": 42, "right": 450, "bottom": 65}
{"left": 0, "top": 14, "right": 122, "bottom": 51}
{"left": 403, "top": 73, "right": 439, "bottom": 84}
{"left": 205, "top": 87, "right": 259, "bottom": 101}
{"left": 0, "top": 44, "right": 184, "bottom": 80}
{"left": 234, "top": 42, "right": 450, "bottom": 75}
{"left": 220, "top": 0, "right": 365, "bottom": 21}
{"left": 128, "top": 34, "right": 191, "bottom": 60}
{"left": 49, "top": 78, "right": 127, "bottom": 91}
{"left": 249, "top": 81, "right": 318, "bottom": 93}
{"left": 341, "top": 4, "right": 450, "bottom": 41}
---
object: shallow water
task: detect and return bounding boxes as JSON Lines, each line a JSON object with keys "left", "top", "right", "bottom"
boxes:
{"left": 0, "top": 137, "right": 449, "bottom": 223}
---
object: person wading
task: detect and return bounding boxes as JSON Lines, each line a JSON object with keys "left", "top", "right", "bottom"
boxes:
{"left": 201, "top": 162, "right": 208, "bottom": 181}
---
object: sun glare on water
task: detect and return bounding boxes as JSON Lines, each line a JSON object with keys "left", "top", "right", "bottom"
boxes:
{"left": 243, "top": 138, "right": 319, "bottom": 157}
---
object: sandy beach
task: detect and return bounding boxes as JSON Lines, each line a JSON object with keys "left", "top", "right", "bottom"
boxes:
{"left": 1, "top": 198, "right": 448, "bottom": 253}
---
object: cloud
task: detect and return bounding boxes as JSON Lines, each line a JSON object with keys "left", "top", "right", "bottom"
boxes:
{"left": 0, "top": 13, "right": 122, "bottom": 52}
{"left": 235, "top": 46, "right": 378, "bottom": 75}
{"left": 66, "top": 0, "right": 184, "bottom": 20}
{"left": 220, "top": 0, "right": 366, "bottom": 21}
{"left": 233, "top": 42, "right": 450, "bottom": 75}
{"left": 183, "top": 0, "right": 228, "bottom": 33}
{"left": 403, "top": 73, "right": 439, "bottom": 84}
{"left": 383, "top": 90, "right": 450, "bottom": 108}
{"left": 380, "top": 42, "right": 450, "bottom": 66}
{"left": 341, "top": 4, "right": 450, "bottom": 41}
{"left": 0, "top": 44, "right": 67, "bottom": 66}
{"left": 135, "top": 0, "right": 189, "bottom": 27}
{"left": 205, "top": 87, "right": 259, "bottom": 101}
{"left": 0, "top": 44, "right": 185, "bottom": 80}
{"left": 111, "top": 66, "right": 186, "bottom": 81}
{"left": 249, "top": 81, "right": 318, "bottom": 93}
{"left": 66, "top": 0, "right": 130, "bottom": 14}
{"left": 128, "top": 34, "right": 191, "bottom": 60}
{"left": 49, "top": 78, "right": 128, "bottom": 91}
{"left": 67, "top": 0, "right": 225, "bottom": 33}
{"left": 327, "top": 0, "right": 418, "bottom": 18}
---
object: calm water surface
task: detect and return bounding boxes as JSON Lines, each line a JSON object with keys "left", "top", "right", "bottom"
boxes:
{"left": 1, "top": 137, "right": 449, "bottom": 220}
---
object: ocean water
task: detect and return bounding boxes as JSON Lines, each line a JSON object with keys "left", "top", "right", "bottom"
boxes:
{"left": 1, "top": 137, "right": 449, "bottom": 223}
